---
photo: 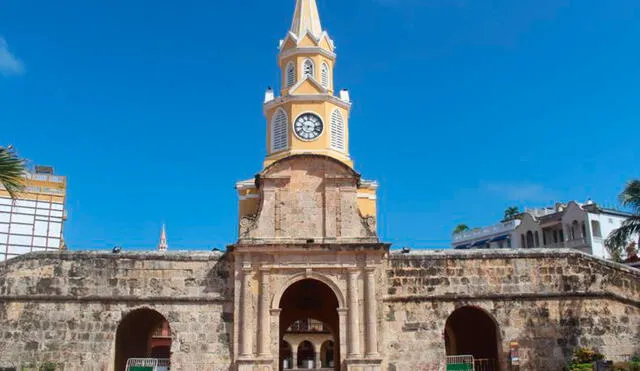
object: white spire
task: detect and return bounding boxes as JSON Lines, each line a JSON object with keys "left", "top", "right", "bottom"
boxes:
{"left": 158, "top": 224, "right": 168, "bottom": 252}
{"left": 290, "top": 0, "right": 323, "bottom": 38}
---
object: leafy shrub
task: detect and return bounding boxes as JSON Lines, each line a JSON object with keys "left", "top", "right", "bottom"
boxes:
{"left": 39, "top": 362, "right": 57, "bottom": 371}
{"left": 566, "top": 347, "right": 606, "bottom": 370}
{"left": 574, "top": 347, "right": 605, "bottom": 364}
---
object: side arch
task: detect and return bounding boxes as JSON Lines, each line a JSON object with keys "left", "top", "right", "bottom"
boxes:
{"left": 444, "top": 305, "right": 502, "bottom": 371}
{"left": 113, "top": 306, "right": 173, "bottom": 371}
{"left": 271, "top": 272, "right": 346, "bottom": 310}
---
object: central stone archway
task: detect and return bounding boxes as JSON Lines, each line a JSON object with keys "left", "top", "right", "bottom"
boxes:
{"left": 278, "top": 278, "right": 341, "bottom": 371}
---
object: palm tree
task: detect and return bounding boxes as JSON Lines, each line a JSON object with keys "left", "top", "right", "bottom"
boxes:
{"left": 453, "top": 224, "right": 470, "bottom": 235}
{"left": 0, "top": 145, "right": 26, "bottom": 199}
{"left": 502, "top": 206, "right": 520, "bottom": 222}
{"left": 605, "top": 180, "right": 640, "bottom": 261}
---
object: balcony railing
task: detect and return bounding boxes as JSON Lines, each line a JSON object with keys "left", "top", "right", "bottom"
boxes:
{"left": 453, "top": 220, "right": 519, "bottom": 242}
{"left": 287, "top": 319, "right": 329, "bottom": 333}
{"left": 24, "top": 173, "right": 65, "bottom": 184}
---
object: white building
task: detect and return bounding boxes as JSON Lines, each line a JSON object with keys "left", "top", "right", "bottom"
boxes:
{"left": 0, "top": 166, "right": 67, "bottom": 262}
{"left": 452, "top": 200, "right": 632, "bottom": 259}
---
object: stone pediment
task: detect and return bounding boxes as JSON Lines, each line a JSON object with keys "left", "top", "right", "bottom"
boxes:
{"left": 238, "top": 155, "right": 377, "bottom": 244}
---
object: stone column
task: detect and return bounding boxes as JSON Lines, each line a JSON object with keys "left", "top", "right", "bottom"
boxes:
{"left": 240, "top": 266, "right": 253, "bottom": 358}
{"left": 364, "top": 267, "right": 379, "bottom": 357}
{"left": 258, "top": 268, "right": 270, "bottom": 357}
{"left": 292, "top": 344, "right": 298, "bottom": 369}
{"left": 347, "top": 269, "right": 361, "bottom": 358}
{"left": 337, "top": 308, "right": 348, "bottom": 364}
{"left": 315, "top": 346, "right": 322, "bottom": 369}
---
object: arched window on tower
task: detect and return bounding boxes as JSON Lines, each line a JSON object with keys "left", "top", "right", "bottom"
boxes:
{"left": 321, "top": 62, "right": 330, "bottom": 88}
{"left": 303, "top": 59, "right": 315, "bottom": 79}
{"left": 271, "top": 109, "right": 288, "bottom": 152}
{"left": 286, "top": 62, "right": 296, "bottom": 88}
{"left": 330, "top": 109, "right": 345, "bottom": 152}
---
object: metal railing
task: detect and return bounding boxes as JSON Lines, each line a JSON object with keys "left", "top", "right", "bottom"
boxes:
{"left": 453, "top": 220, "right": 519, "bottom": 242}
{"left": 446, "top": 355, "right": 474, "bottom": 370}
{"left": 126, "top": 358, "right": 170, "bottom": 371}
{"left": 474, "top": 359, "right": 497, "bottom": 371}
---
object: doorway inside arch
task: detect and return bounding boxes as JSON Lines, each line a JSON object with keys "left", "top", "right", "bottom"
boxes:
{"left": 445, "top": 307, "right": 500, "bottom": 371}
{"left": 114, "top": 308, "right": 172, "bottom": 371}
{"left": 320, "top": 340, "right": 335, "bottom": 368}
{"left": 279, "top": 279, "right": 340, "bottom": 371}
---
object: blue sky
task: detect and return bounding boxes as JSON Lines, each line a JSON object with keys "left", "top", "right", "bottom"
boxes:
{"left": 1, "top": 0, "right": 639, "bottom": 250}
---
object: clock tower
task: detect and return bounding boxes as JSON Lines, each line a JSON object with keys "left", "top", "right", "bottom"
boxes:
{"left": 236, "top": 0, "right": 379, "bottom": 242}
{"left": 263, "top": 0, "right": 353, "bottom": 169}
{"left": 231, "top": 3, "right": 386, "bottom": 370}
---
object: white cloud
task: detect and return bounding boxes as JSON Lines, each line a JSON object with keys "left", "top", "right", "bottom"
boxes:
{"left": 486, "top": 182, "right": 557, "bottom": 202}
{"left": 0, "top": 37, "right": 25, "bottom": 76}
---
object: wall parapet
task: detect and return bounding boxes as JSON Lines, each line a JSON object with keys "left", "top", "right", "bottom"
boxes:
{"left": 0, "top": 251, "right": 232, "bottom": 302}
{"left": 387, "top": 248, "right": 640, "bottom": 306}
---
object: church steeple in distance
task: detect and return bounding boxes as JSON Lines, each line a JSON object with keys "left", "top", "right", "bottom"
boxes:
{"left": 157, "top": 224, "right": 168, "bottom": 252}
{"left": 262, "top": 0, "right": 353, "bottom": 169}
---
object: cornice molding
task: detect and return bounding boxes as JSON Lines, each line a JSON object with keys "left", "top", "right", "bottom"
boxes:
{"left": 279, "top": 47, "right": 336, "bottom": 63}
{"left": 279, "top": 30, "right": 335, "bottom": 53}
{"left": 263, "top": 94, "right": 351, "bottom": 112}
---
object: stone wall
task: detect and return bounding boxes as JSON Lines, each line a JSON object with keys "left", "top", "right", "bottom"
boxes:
{"left": 0, "top": 251, "right": 233, "bottom": 371}
{"left": 384, "top": 249, "right": 640, "bottom": 371}
{"left": 240, "top": 155, "right": 377, "bottom": 244}
{"left": 1, "top": 249, "right": 639, "bottom": 371}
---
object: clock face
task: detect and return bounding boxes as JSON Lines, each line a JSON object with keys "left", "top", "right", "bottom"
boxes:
{"left": 294, "top": 113, "right": 324, "bottom": 141}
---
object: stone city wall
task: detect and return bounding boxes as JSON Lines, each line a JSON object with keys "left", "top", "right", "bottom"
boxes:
{"left": 384, "top": 249, "right": 640, "bottom": 371}
{"left": 0, "top": 251, "right": 233, "bottom": 371}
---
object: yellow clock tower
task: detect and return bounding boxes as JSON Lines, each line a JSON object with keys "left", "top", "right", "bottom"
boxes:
{"left": 235, "top": 0, "right": 379, "bottom": 243}
{"left": 263, "top": 0, "right": 353, "bottom": 169}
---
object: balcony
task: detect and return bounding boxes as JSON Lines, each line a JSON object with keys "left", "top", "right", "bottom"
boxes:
{"left": 286, "top": 319, "right": 329, "bottom": 333}
{"left": 453, "top": 220, "right": 519, "bottom": 242}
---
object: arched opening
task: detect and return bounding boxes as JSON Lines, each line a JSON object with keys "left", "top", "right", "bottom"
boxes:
{"left": 526, "top": 231, "right": 534, "bottom": 248}
{"left": 286, "top": 62, "right": 296, "bottom": 87}
{"left": 279, "top": 279, "right": 340, "bottom": 371}
{"left": 303, "top": 59, "right": 315, "bottom": 78}
{"left": 114, "top": 308, "right": 172, "bottom": 371}
{"left": 445, "top": 306, "right": 500, "bottom": 371}
{"left": 571, "top": 220, "right": 579, "bottom": 240}
{"left": 297, "top": 340, "right": 315, "bottom": 368}
{"left": 321, "top": 340, "right": 335, "bottom": 368}
{"left": 280, "top": 340, "right": 293, "bottom": 369}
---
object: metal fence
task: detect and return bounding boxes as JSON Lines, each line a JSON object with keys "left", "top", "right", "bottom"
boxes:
{"left": 474, "top": 359, "right": 497, "bottom": 371}
{"left": 446, "top": 355, "right": 474, "bottom": 371}
{"left": 125, "top": 358, "right": 170, "bottom": 371}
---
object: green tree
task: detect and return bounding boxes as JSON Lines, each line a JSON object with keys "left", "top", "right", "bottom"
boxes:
{"left": 0, "top": 145, "right": 26, "bottom": 199}
{"left": 502, "top": 206, "right": 520, "bottom": 222}
{"left": 453, "top": 224, "right": 470, "bottom": 235}
{"left": 605, "top": 180, "right": 640, "bottom": 262}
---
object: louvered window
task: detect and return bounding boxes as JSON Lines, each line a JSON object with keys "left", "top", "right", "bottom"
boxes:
{"left": 271, "top": 109, "right": 288, "bottom": 152}
{"left": 286, "top": 62, "right": 295, "bottom": 88}
{"left": 330, "top": 109, "right": 345, "bottom": 151}
{"left": 321, "top": 63, "right": 329, "bottom": 88}
{"left": 303, "top": 59, "right": 314, "bottom": 78}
